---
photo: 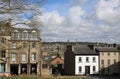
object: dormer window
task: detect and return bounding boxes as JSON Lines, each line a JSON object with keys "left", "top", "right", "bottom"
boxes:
{"left": 14, "top": 30, "right": 18, "bottom": 32}
{"left": 32, "top": 30, "right": 37, "bottom": 40}
{"left": 32, "top": 30, "right": 36, "bottom": 33}
{"left": 12, "top": 30, "right": 19, "bottom": 40}
{"left": 23, "top": 30, "right": 27, "bottom": 32}
{"left": 22, "top": 30, "right": 28, "bottom": 40}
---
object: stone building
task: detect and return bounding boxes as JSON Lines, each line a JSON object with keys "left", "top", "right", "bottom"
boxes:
{"left": 96, "top": 47, "right": 120, "bottom": 75}
{"left": 0, "top": 21, "right": 41, "bottom": 75}
{"left": 0, "top": 21, "right": 13, "bottom": 73}
{"left": 41, "top": 55, "right": 64, "bottom": 76}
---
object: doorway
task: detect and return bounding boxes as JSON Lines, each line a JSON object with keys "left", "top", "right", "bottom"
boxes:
{"left": 85, "top": 66, "right": 90, "bottom": 75}
{"left": 52, "top": 64, "right": 64, "bottom": 76}
{"left": 10, "top": 64, "right": 18, "bottom": 75}
{"left": 30, "top": 64, "right": 37, "bottom": 74}
{"left": 21, "top": 64, "right": 27, "bottom": 74}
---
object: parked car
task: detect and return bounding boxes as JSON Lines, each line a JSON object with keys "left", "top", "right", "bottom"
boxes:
{"left": 0, "top": 72, "right": 11, "bottom": 77}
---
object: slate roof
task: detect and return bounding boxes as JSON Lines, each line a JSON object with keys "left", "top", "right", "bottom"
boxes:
{"left": 96, "top": 47, "right": 119, "bottom": 52}
{"left": 73, "top": 46, "right": 98, "bottom": 55}
{"left": 42, "top": 56, "right": 57, "bottom": 63}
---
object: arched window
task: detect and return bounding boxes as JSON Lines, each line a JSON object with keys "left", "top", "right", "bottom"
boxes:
{"left": 32, "top": 30, "right": 37, "bottom": 40}
{"left": 22, "top": 30, "right": 28, "bottom": 40}
{"left": 13, "top": 30, "right": 19, "bottom": 40}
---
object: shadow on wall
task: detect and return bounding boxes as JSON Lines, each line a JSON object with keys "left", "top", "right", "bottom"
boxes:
{"left": 99, "top": 61, "right": 120, "bottom": 76}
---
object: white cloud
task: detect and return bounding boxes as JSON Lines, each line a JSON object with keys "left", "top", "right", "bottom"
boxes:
{"left": 36, "top": 0, "right": 120, "bottom": 43}
{"left": 70, "top": 0, "right": 87, "bottom": 6}
{"left": 41, "top": 11, "right": 65, "bottom": 26}
{"left": 68, "top": 6, "right": 85, "bottom": 26}
{"left": 95, "top": 0, "right": 120, "bottom": 24}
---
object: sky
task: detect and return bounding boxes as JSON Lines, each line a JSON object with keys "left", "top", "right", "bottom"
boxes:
{"left": 0, "top": 0, "right": 120, "bottom": 43}
{"left": 38, "top": 0, "right": 120, "bottom": 43}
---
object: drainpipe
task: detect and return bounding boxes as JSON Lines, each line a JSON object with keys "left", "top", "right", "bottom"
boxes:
{"left": 27, "top": 40, "right": 30, "bottom": 75}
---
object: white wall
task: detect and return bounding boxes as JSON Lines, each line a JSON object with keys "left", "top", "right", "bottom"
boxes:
{"left": 75, "top": 55, "right": 99, "bottom": 75}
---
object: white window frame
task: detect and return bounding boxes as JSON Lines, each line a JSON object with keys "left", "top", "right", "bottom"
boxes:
{"left": 11, "top": 53, "right": 17, "bottom": 62}
{"left": 86, "top": 57, "right": 89, "bottom": 62}
{"left": 31, "top": 53, "right": 36, "bottom": 61}
{"left": 79, "top": 57, "right": 82, "bottom": 62}
{"left": 93, "top": 57, "right": 96, "bottom": 62}
{"left": 12, "top": 43, "right": 17, "bottom": 48}
{"left": 22, "top": 53, "right": 26, "bottom": 62}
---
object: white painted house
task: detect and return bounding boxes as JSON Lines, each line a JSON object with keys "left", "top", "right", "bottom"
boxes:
{"left": 75, "top": 56, "right": 99, "bottom": 75}
{"left": 64, "top": 45, "right": 99, "bottom": 75}
{"left": 74, "top": 46, "right": 99, "bottom": 75}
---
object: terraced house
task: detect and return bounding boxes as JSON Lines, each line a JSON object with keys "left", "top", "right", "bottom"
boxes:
{"left": 0, "top": 21, "right": 41, "bottom": 75}
{"left": 96, "top": 47, "right": 120, "bottom": 76}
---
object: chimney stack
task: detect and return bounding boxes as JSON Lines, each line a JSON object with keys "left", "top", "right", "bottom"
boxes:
{"left": 66, "top": 45, "right": 72, "bottom": 51}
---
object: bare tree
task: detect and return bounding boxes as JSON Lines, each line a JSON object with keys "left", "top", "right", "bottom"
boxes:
{"left": 0, "top": 0, "right": 46, "bottom": 27}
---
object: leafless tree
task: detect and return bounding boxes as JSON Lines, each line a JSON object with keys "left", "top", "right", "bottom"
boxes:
{"left": 0, "top": 0, "right": 46, "bottom": 28}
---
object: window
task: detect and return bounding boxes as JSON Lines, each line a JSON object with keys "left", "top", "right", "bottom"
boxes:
{"left": 31, "top": 53, "right": 36, "bottom": 61}
{"left": 79, "top": 66, "right": 82, "bottom": 72}
{"left": 11, "top": 53, "right": 17, "bottom": 62}
{"left": 108, "top": 59, "right": 110, "bottom": 65}
{"left": 101, "top": 60, "right": 104, "bottom": 65}
{"left": 108, "top": 53, "right": 110, "bottom": 55}
{"left": 12, "top": 42, "right": 17, "bottom": 48}
{"left": 22, "top": 53, "right": 26, "bottom": 61}
{"left": 42, "top": 64, "right": 48, "bottom": 69}
{"left": 32, "top": 31, "right": 37, "bottom": 40}
{"left": 114, "top": 59, "right": 116, "bottom": 64}
{"left": 93, "top": 57, "right": 96, "bottom": 62}
{"left": 1, "top": 38, "right": 6, "bottom": 43}
{"left": 79, "top": 57, "right": 82, "bottom": 62}
{"left": 22, "top": 30, "right": 28, "bottom": 40}
{"left": 14, "top": 32, "right": 18, "bottom": 39}
{"left": 22, "top": 32, "right": 27, "bottom": 39}
{"left": 0, "top": 64, "right": 5, "bottom": 72}
{"left": 32, "top": 42, "right": 36, "bottom": 48}
{"left": 86, "top": 57, "right": 89, "bottom": 62}
{"left": 93, "top": 66, "right": 96, "bottom": 71}
{"left": 0, "top": 50, "right": 6, "bottom": 58}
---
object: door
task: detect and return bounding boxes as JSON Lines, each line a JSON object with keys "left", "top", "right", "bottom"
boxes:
{"left": 85, "top": 66, "right": 90, "bottom": 75}
{"left": 21, "top": 64, "right": 27, "bottom": 74}
{"left": 10, "top": 64, "right": 18, "bottom": 75}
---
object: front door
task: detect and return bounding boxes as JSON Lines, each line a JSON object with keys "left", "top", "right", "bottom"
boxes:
{"left": 85, "top": 66, "right": 90, "bottom": 75}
